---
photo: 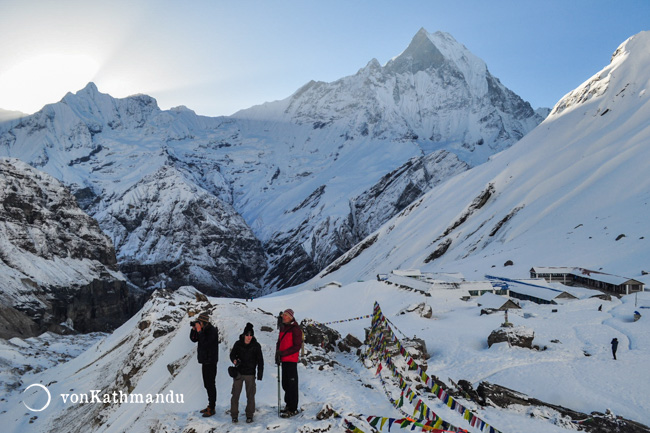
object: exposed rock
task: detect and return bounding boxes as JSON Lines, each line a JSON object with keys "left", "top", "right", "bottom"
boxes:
{"left": 138, "top": 320, "right": 151, "bottom": 330}
{"left": 95, "top": 165, "right": 267, "bottom": 297}
{"left": 343, "top": 333, "right": 363, "bottom": 348}
{"left": 401, "top": 302, "right": 433, "bottom": 319}
{"left": 0, "top": 158, "right": 133, "bottom": 338}
{"left": 0, "top": 304, "right": 40, "bottom": 339}
{"left": 402, "top": 337, "right": 429, "bottom": 368}
{"left": 488, "top": 325, "right": 534, "bottom": 349}
{"left": 350, "top": 151, "right": 469, "bottom": 241}
{"left": 316, "top": 403, "right": 336, "bottom": 420}
{"left": 475, "top": 382, "right": 650, "bottom": 433}
{"left": 301, "top": 319, "right": 341, "bottom": 353}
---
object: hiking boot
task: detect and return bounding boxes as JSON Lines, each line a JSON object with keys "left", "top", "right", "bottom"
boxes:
{"left": 199, "top": 406, "right": 210, "bottom": 414}
{"left": 280, "top": 409, "right": 299, "bottom": 418}
{"left": 202, "top": 407, "right": 215, "bottom": 417}
{"left": 232, "top": 417, "right": 238, "bottom": 423}
{"left": 246, "top": 417, "right": 253, "bottom": 423}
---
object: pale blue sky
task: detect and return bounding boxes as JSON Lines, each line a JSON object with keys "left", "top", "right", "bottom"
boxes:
{"left": 1, "top": 0, "right": 648, "bottom": 116}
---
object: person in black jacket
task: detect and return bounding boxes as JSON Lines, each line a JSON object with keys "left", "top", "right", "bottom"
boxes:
{"left": 229, "top": 322, "right": 264, "bottom": 423}
{"left": 189, "top": 312, "right": 219, "bottom": 417}
{"left": 611, "top": 337, "right": 619, "bottom": 360}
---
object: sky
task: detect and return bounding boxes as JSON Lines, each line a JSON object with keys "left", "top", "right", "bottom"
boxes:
{"left": 0, "top": 0, "right": 648, "bottom": 117}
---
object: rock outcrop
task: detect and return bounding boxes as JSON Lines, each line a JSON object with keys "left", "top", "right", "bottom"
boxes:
{"left": 0, "top": 158, "right": 132, "bottom": 338}
{"left": 487, "top": 325, "right": 535, "bottom": 349}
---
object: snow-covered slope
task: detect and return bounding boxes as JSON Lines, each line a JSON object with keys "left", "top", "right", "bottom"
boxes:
{"left": 0, "top": 29, "right": 545, "bottom": 294}
{"left": 301, "top": 31, "right": 650, "bottom": 290}
{"left": 2, "top": 282, "right": 648, "bottom": 432}
{"left": 0, "top": 158, "right": 131, "bottom": 338}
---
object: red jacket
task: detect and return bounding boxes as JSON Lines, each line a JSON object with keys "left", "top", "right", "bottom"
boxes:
{"left": 277, "top": 321, "right": 302, "bottom": 363}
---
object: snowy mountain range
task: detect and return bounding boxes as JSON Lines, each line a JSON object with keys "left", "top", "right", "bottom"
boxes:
{"left": 1, "top": 29, "right": 650, "bottom": 433}
{"left": 0, "top": 29, "right": 547, "bottom": 307}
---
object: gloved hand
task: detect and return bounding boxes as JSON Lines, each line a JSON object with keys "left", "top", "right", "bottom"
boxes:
{"left": 257, "top": 373, "right": 263, "bottom": 381}
{"left": 274, "top": 350, "right": 281, "bottom": 365}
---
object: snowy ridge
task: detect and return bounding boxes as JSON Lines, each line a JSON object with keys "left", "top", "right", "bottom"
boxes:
{"left": 349, "top": 150, "right": 469, "bottom": 240}
{"left": 550, "top": 31, "right": 648, "bottom": 117}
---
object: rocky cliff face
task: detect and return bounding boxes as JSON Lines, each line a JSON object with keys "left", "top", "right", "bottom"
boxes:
{"left": 93, "top": 165, "right": 267, "bottom": 296}
{"left": 0, "top": 158, "right": 132, "bottom": 338}
{"left": 349, "top": 150, "right": 470, "bottom": 241}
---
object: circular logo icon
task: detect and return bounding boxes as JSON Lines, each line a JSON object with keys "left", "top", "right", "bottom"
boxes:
{"left": 23, "top": 383, "right": 52, "bottom": 412}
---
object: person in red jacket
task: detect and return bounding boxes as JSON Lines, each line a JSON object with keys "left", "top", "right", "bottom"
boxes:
{"left": 275, "top": 309, "right": 302, "bottom": 417}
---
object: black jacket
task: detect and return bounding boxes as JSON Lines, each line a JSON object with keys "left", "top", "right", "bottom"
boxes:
{"left": 190, "top": 323, "right": 219, "bottom": 364}
{"left": 229, "top": 335, "right": 264, "bottom": 380}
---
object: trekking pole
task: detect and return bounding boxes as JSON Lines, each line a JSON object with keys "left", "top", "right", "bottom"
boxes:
{"left": 277, "top": 363, "right": 281, "bottom": 417}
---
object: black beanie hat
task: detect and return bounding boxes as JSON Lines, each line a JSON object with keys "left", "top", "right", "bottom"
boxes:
{"left": 243, "top": 322, "right": 254, "bottom": 336}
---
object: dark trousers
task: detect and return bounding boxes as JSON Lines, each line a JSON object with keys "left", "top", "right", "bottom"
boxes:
{"left": 281, "top": 361, "right": 299, "bottom": 411}
{"left": 202, "top": 363, "right": 217, "bottom": 409}
{"left": 230, "top": 375, "right": 256, "bottom": 418}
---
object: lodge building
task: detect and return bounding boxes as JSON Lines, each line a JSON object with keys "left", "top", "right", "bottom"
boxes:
{"left": 529, "top": 267, "right": 644, "bottom": 295}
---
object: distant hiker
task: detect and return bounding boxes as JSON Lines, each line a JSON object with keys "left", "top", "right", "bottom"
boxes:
{"left": 229, "top": 322, "right": 264, "bottom": 424}
{"left": 190, "top": 312, "right": 220, "bottom": 417}
{"left": 611, "top": 337, "right": 619, "bottom": 360}
{"left": 598, "top": 304, "right": 602, "bottom": 311}
{"left": 276, "top": 309, "right": 303, "bottom": 418}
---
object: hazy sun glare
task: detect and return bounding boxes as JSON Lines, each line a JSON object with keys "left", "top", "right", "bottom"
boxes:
{"left": 0, "top": 53, "right": 100, "bottom": 114}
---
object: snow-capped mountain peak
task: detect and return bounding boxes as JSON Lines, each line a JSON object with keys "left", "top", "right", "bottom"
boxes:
{"left": 386, "top": 29, "right": 488, "bottom": 97}
{"left": 60, "top": 81, "right": 161, "bottom": 131}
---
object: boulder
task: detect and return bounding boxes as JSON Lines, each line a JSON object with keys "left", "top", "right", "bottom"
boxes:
{"left": 487, "top": 325, "right": 534, "bottom": 349}
{"left": 400, "top": 302, "right": 433, "bottom": 318}
{"left": 301, "top": 319, "right": 341, "bottom": 353}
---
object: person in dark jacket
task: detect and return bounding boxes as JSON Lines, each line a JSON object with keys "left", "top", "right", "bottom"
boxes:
{"left": 189, "top": 312, "right": 219, "bottom": 417}
{"left": 275, "top": 309, "right": 303, "bottom": 418}
{"left": 229, "top": 322, "right": 264, "bottom": 423}
{"left": 611, "top": 337, "right": 619, "bottom": 360}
